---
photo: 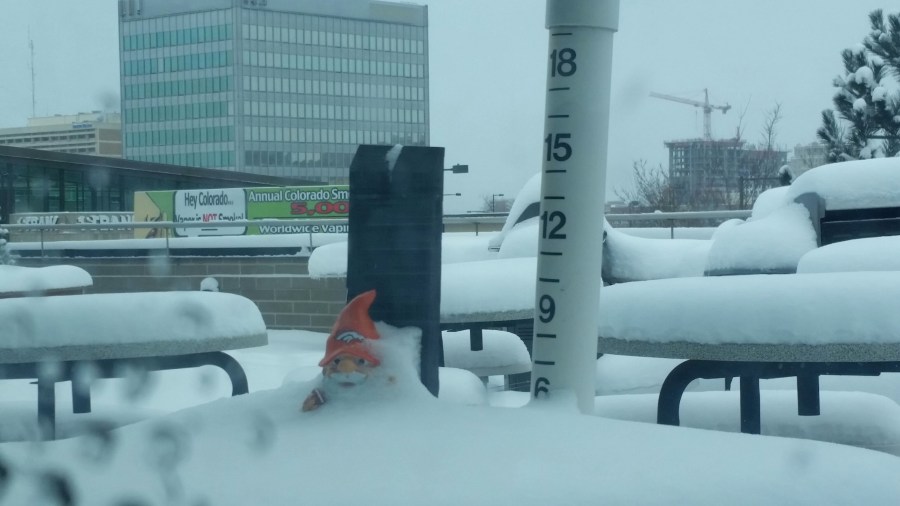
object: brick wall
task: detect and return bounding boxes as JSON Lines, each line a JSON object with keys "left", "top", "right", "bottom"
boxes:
{"left": 14, "top": 256, "right": 347, "bottom": 332}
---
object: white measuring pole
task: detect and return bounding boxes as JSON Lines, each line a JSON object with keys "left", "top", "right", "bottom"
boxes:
{"left": 530, "top": 0, "right": 619, "bottom": 414}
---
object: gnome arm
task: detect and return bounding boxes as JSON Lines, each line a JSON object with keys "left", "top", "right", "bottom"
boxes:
{"left": 301, "top": 388, "right": 327, "bottom": 412}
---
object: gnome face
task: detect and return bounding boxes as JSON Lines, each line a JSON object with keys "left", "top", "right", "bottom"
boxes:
{"left": 322, "top": 352, "right": 375, "bottom": 388}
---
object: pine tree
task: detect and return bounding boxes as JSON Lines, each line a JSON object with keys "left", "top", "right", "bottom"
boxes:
{"left": 818, "top": 10, "right": 900, "bottom": 162}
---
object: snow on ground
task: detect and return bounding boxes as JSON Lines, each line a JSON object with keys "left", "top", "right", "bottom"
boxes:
{"left": 596, "top": 390, "right": 900, "bottom": 456}
{"left": 1, "top": 328, "right": 899, "bottom": 505}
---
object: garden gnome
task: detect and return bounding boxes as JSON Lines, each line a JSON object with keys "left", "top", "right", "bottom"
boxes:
{"left": 302, "top": 290, "right": 381, "bottom": 412}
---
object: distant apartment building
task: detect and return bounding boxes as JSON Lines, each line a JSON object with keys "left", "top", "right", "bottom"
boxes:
{"left": 788, "top": 142, "right": 828, "bottom": 178}
{"left": 665, "top": 138, "right": 787, "bottom": 209}
{"left": 118, "top": 0, "right": 429, "bottom": 183}
{"left": 0, "top": 112, "right": 122, "bottom": 158}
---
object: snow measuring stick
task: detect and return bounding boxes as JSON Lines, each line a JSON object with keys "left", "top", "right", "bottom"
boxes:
{"left": 530, "top": 0, "right": 619, "bottom": 414}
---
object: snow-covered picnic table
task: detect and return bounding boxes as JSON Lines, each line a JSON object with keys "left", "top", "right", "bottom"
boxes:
{"left": 597, "top": 272, "right": 900, "bottom": 433}
{"left": 0, "top": 265, "right": 93, "bottom": 298}
{"left": 440, "top": 258, "right": 534, "bottom": 382}
{"left": 0, "top": 291, "right": 267, "bottom": 439}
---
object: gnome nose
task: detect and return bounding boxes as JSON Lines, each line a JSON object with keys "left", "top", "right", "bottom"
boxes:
{"left": 336, "top": 358, "right": 358, "bottom": 373}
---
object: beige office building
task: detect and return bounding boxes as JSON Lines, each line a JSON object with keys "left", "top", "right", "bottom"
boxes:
{"left": 0, "top": 112, "right": 123, "bottom": 158}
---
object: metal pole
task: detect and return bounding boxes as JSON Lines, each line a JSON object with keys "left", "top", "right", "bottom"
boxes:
{"left": 531, "top": 0, "right": 619, "bottom": 414}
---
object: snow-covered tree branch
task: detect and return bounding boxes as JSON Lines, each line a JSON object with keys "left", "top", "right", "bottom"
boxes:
{"left": 819, "top": 9, "right": 900, "bottom": 162}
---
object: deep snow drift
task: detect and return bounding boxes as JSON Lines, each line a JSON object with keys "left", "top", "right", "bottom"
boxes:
{"left": 1, "top": 323, "right": 899, "bottom": 505}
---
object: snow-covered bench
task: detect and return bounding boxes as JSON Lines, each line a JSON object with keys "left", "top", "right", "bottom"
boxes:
{"left": 597, "top": 272, "right": 900, "bottom": 433}
{"left": 0, "top": 265, "right": 93, "bottom": 298}
{"left": 442, "top": 329, "right": 532, "bottom": 387}
{"left": 0, "top": 291, "right": 267, "bottom": 439}
{"left": 440, "top": 258, "right": 535, "bottom": 386}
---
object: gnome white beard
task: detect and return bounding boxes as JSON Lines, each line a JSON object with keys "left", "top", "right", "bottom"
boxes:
{"left": 325, "top": 371, "right": 368, "bottom": 388}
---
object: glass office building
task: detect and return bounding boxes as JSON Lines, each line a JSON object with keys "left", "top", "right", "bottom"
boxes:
{"left": 118, "top": 0, "right": 429, "bottom": 183}
{"left": 0, "top": 145, "right": 302, "bottom": 224}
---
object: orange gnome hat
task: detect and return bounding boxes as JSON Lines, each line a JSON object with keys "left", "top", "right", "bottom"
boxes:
{"left": 319, "top": 289, "right": 381, "bottom": 367}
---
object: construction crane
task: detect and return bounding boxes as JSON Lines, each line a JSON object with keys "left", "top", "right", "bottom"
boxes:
{"left": 649, "top": 88, "right": 731, "bottom": 140}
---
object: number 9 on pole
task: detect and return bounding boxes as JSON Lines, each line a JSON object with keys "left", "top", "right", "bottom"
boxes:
{"left": 538, "top": 294, "right": 556, "bottom": 323}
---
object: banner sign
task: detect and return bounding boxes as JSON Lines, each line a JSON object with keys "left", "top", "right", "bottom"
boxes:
{"left": 133, "top": 185, "right": 349, "bottom": 238}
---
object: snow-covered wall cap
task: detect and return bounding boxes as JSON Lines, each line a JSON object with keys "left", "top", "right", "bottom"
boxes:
{"left": 487, "top": 172, "right": 541, "bottom": 251}
{"left": 787, "top": 158, "right": 900, "bottom": 211}
{"left": 546, "top": 0, "right": 619, "bottom": 31}
{"left": 704, "top": 203, "right": 817, "bottom": 276}
{"left": 750, "top": 186, "right": 790, "bottom": 220}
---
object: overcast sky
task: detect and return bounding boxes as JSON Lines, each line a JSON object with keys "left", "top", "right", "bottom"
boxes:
{"left": 0, "top": 0, "right": 894, "bottom": 213}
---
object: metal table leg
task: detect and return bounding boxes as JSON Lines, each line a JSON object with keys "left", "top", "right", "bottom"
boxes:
{"left": 739, "top": 376, "right": 761, "bottom": 434}
{"left": 796, "top": 374, "right": 820, "bottom": 416}
{"left": 37, "top": 377, "right": 56, "bottom": 440}
{"left": 657, "top": 360, "right": 706, "bottom": 426}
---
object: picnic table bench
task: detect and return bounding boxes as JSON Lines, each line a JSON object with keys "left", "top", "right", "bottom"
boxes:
{"left": 440, "top": 258, "right": 536, "bottom": 385}
{"left": 0, "top": 265, "right": 92, "bottom": 298}
{"left": 597, "top": 272, "right": 900, "bottom": 434}
{"left": 0, "top": 291, "right": 267, "bottom": 439}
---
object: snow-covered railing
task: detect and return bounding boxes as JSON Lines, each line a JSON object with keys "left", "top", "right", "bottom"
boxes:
{"left": 606, "top": 209, "right": 751, "bottom": 238}
{"left": 2, "top": 218, "right": 347, "bottom": 256}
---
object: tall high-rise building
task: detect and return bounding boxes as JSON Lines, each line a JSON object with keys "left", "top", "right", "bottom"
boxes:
{"left": 118, "top": 0, "right": 429, "bottom": 183}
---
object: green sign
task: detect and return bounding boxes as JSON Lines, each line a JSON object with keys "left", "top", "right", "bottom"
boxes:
{"left": 133, "top": 185, "right": 349, "bottom": 238}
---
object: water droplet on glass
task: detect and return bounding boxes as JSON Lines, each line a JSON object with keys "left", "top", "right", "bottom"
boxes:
{"left": 115, "top": 364, "right": 156, "bottom": 403}
{"left": 37, "top": 471, "right": 74, "bottom": 506}
{"left": 77, "top": 421, "right": 117, "bottom": 466}
{"left": 247, "top": 412, "right": 276, "bottom": 454}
